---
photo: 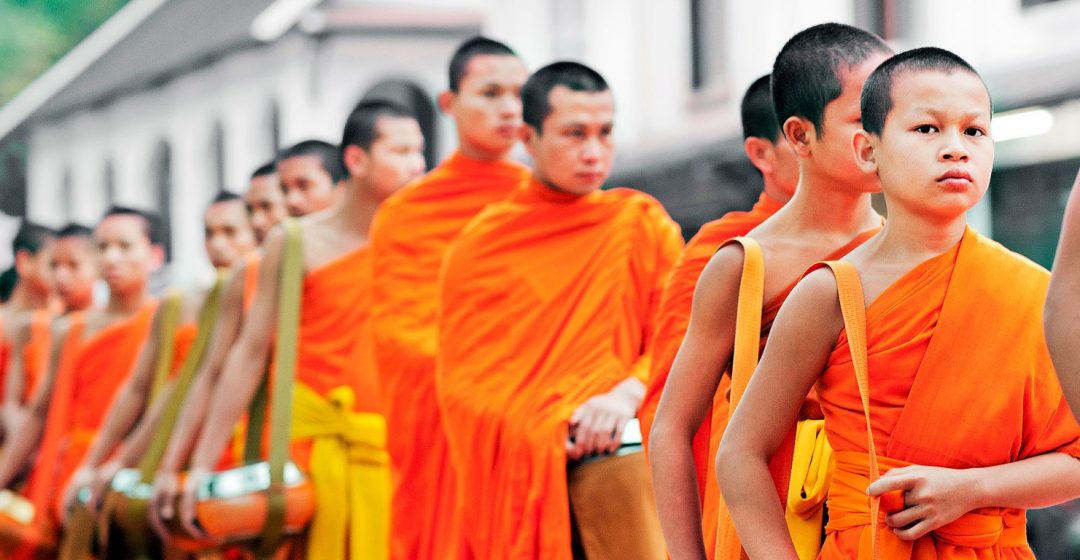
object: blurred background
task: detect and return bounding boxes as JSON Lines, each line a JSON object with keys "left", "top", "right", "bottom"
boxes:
{"left": 0, "top": 0, "right": 1078, "bottom": 554}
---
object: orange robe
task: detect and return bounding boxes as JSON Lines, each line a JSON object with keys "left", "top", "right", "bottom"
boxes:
{"left": 368, "top": 151, "right": 528, "bottom": 559}
{"left": 437, "top": 177, "right": 684, "bottom": 560}
{"left": 817, "top": 227, "right": 1080, "bottom": 559}
{"left": 0, "top": 310, "right": 51, "bottom": 405}
{"left": 168, "top": 323, "right": 197, "bottom": 381}
{"left": 638, "top": 193, "right": 783, "bottom": 496}
{"left": 712, "top": 230, "right": 879, "bottom": 559}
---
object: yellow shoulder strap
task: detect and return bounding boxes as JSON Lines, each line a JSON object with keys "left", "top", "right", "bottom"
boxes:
{"left": 149, "top": 290, "right": 184, "bottom": 400}
{"left": 723, "top": 236, "right": 765, "bottom": 416}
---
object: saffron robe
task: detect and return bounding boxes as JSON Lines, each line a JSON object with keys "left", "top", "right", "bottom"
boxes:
{"left": 817, "top": 227, "right": 1080, "bottom": 559}
{"left": 437, "top": 177, "right": 683, "bottom": 560}
{"left": 638, "top": 193, "right": 783, "bottom": 501}
{"left": 369, "top": 151, "right": 528, "bottom": 559}
{"left": 712, "top": 229, "right": 880, "bottom": 560}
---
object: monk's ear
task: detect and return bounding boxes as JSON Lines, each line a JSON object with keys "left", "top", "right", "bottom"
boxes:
{"left": 148, "top": 244, "right": 165, "bottom": 271}
{"left": 852, "top": 129, "right": 879, "bottom": 175}
{"left": 342, "top": 144, "right": 370, "bottom": 179}
{"left": 437, "top": 90, "right": 455, "bottom": 115}
{"left": 743, "top": 137, "right": 774, "bottom": 176}
{"left": 520, "top": 124, "right": 540, "bottom": 158}
{"left": 782, "top": 116, "right": 814, "bottom": 158}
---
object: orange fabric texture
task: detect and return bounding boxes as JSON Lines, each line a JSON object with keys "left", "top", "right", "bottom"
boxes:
{"left": 22, "top": 310, "right": 52, "bottom": 400}
{"left": 817, "top": 228, "right": 1080, "bottom": 559}
{"left": 243, "top": 251, "right": 261, "bottom": 313}
{"left": 437, "top": 177, "right": 684, "bottom": 560}
{"left": 711, "top": 229, "right": 879, "bottom": 560}
{"left": 369, "top": 151, "right": 528, "bottom": 560}
{"left": 168, "top": 323, "right": 197, "bottom": 381}
{"left": 285, "top": 246, "right": 379, "bottom": 471}
{"left": 638, "top": 193, "right": 783, "bottom": 511}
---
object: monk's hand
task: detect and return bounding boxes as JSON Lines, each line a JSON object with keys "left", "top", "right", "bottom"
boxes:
{"left": 177, "top": 467, "right": 211, "bottom": 541}
{"left": 60, "top": 466, "right": 94, "bottom": 524}
{"left": 866, "top": 464, "right": 976, "bottom": 540}
{"left": 567, "top": 379, "right": 643, "bottom": 461}
{"left": 150, "top": 469, "right": 180, "bottom": 542}
{"left": 86, "top": 458, "right": 122, "bottom": 516}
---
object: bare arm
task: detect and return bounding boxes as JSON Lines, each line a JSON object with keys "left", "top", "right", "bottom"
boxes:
{"left": 3, "top": 317, "right": 33, "bottom": 432}
{"left": 648, "top": 247, "right": 744, "bottom": 560}
{"left": 1046, "top": 168, "right": 1080, "bottom": 421}
{"left": 716, "top": 270, "right": 841, "bottom": 559}
{"left": 0, "top": 317, "right": 71, "bottom": 488}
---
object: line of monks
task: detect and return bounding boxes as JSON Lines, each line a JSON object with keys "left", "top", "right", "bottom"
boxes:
{"left": 1, "top": 23, "right": 1080, "bottom": 560}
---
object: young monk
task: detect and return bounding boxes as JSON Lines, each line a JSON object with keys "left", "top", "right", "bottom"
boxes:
{"left": 277, "top": 140, "right": 346, "bottom": 217}
{"left": 0, "top": 207, "right": 163, "bottom": 550}
{"left": 179, "top": 100, "right": 425, "bottom": 559}
{"left": 1044, "top": 168, "right": 1080, "bottom": 422}
{"left": 245, "top": 162, "right": 289, "bottom": 244}
{"left": 1, "top": 222, "right": 56, "bottom": 435}
{"left": 367, "top": 36, "right": 528, "bottom": 560}
{"left": 437, "top": 61, "right": 684, "bottom": 560}
{"left": 61, "top": 191, "right": 258, "bottom": 514}
{"left": 638, "top": 72, "right": 797, "bottom": 495}
{"left": 718, "top": 46, "right": 1080, "bottom": 559}
{"left": 649, "top": 23, "right": 891, "bottom": 560}
{"left": 50, "top": 224, "right": 97, "bottom": 314}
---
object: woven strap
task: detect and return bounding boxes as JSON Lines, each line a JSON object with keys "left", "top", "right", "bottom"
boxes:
{"left": 820, "top": 261, "right": 881, "bottom": 560}
{"left": 723, "top": 237, "right": 765, "bottom": 416}
{"left": 257, "top": 218, "right": 303, "bottom": 557}
{"left": 149, "top": 290, "right": 184, "bottom": 400}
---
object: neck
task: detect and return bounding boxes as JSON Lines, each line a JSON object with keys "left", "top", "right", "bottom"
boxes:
{"left": 876, "top": 205, "right": 968, "bottom": 261}
{"left": 762, "top": 176, "right": 793, "bottom": 205}
{"left": 6, "top": 284, "right": 50, "bottom": 312}
{"left": 780, "top": 168, "right": 877, "bottom": 233}
{"left": 106, "top": 284, "right": 147, "bottom": 315}
{"left": 335, "top": 178, "right": 383, "bottom": 236}
{"left": 456, "top": 139, "right": 511, "bottom": 163}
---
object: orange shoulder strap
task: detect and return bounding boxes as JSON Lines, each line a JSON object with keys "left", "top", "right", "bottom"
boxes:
{"left": 722, "top": 236, "right": 765, "bottom": 417}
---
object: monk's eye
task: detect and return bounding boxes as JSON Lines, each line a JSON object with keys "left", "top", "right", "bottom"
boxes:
{"left": 965, "top": 127, "right": 986, "bottom": 137}
{"left": 914, "top": 124, "right": 938, "bottom": 134}
{"left": 483, "top": 88, "right": 499, "bottom": 99}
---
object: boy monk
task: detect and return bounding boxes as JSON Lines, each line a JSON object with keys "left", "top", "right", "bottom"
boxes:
{"left": 245, "top": 162, "right": 289, "bottom": 244}
{"left": 367, "top": 35, "right": 528, "bottom": 560}
{"left": 50, "top": 224, "right": 97, "bottom": 314}
{"left": 437, "top": 61, "right": 684, "bottom": 560}
{"left": 179, "top": 100, "right": 425, "bottom": 559}
{"left": 1, "top": 222, "right": 55, "bottom": 436}
{"left": 62, "top": 191, "right": 258, "bottom": 513}
{"left": 719, "top": 47, "right": 1080, "bottom": 559}
{"left": 1045, "top": 168, "right": 1080, "bottom": 421}
{"left": 650, "top": 23, "right": 890, "bottom": 560}
{"left": 0, "top": 207, "right": 163, "bottom": 551}
{"left": 638, "top": 72, "right": 797, "bottom": 495}
{"left": 278, "top": 140, "right": 345, "bottom": 217}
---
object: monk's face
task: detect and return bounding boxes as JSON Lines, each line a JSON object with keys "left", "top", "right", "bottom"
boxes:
{"left": 50, "top": 236, "right": 96, "bottom": 311}
{"left": 204, "top": 200, "right": 257, "bottom": 269}
{"left": 245, "top": 174, "right": 287, "bottom": 243}
{"left": 525, "top": 85, "right": 615, "bottom": 195}
{"left": 867, "top": 70, "right": 993, "bottom": 221}
{"left": 278, "top": 155, "right": 337, "bottom": 217}
{"left": 810, "top": 53, "right": 890, "bottom": 194}
{"left": 364, "top": 116, "right": 426, "bottom": 201}
{"left": 442, "top": 54, "right": 528, "bottom": 159}
{"left": 94, "top": 215, "right": 160, "bottom": 295}
{"left": 15, "top": 242, "right": 54, "bottom": 296}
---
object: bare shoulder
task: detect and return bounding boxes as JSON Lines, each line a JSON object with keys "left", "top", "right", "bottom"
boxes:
{"left": 781, "top": 268, "right": 843, "bottom": 327}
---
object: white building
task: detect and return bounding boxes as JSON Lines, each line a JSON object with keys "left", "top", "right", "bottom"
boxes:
{"left": 2, "top": 0, "right": 1080, "bottom": 282}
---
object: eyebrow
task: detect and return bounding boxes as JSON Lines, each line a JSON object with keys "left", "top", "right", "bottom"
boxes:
{"left": 912, "top": 107, "right": 988, "bottom": 121}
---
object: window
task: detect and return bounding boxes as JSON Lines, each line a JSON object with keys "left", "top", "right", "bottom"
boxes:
{"left": 209, "top": 121, "right": 225, "bottom": 194}
{"left": 103, "top": 159, "right": 116, "bottom": 207}
{"left": 61, "top": 167, "right": 73, "bottom": 222}
{"left": 690, "top": 0, "right": 727, "bottom": 92}
{"left": 150, "top": 141, "right": 172, "bottom": 260}
{"left": 854, "top": 0, "right": 906, "bottom": 40}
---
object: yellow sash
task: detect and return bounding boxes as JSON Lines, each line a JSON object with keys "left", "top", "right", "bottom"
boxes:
{"left": 291, "top": 383, "right": 390, "bottom": 560}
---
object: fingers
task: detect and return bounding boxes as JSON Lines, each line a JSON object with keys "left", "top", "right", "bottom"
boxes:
{"left": 150, "top": 479, "right": 176, "bottom": 542}
{"left": 893, "top": 518, "right": 935, "bottom": 541}
{"left": 866, "top": 472, "right": 916, "bottom": 496}
{"left": 178, "top": 475, "right": 209, "bottom": 540}
{"left": 884, "top": 504, "right": 928, "bottom": 529}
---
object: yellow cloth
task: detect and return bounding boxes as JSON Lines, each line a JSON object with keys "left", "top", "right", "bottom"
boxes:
{"left": 291, "top": 383, "right": 390, "bottom": 560}
{"left": 786, "top": 419, "right": 834, "bottom": 560}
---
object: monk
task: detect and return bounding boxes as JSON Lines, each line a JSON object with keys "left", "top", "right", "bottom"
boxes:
{"left": 145, "top": 162, "right": 297, "bottom": 541}
{"left": 50, "top": 224, "right": 97, "bottom": 314}
{"left": 367, "top": 36, "right": 528, "bottom": 560}
{"left": 1, "top": 222, "right": 56, "bottom": 436}
{"left": 0, "top": 206, "right": 164, "bottom": 551}
{"left": 278, "top": 140, "right": 346, "bottom": 217}
{"left": 1045, "top": 168, "right": 1080, "bottom": 422}
{"left": 179, "top": 100, "right": 425, "bottom": 559}
{"left": 638, "top": 72, "right": 797, "bottom": 497}
{"left": 61, "top": 191, "right": 258, "bottom": 515}
{"left": 650, "top": 23, "right": 892, "bottom": 560}
{"left": 718, "top": 47, "right": 1080, "bottom": 559}
{"left": 437, "top": 61, "right": 683, "bottom": 560}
